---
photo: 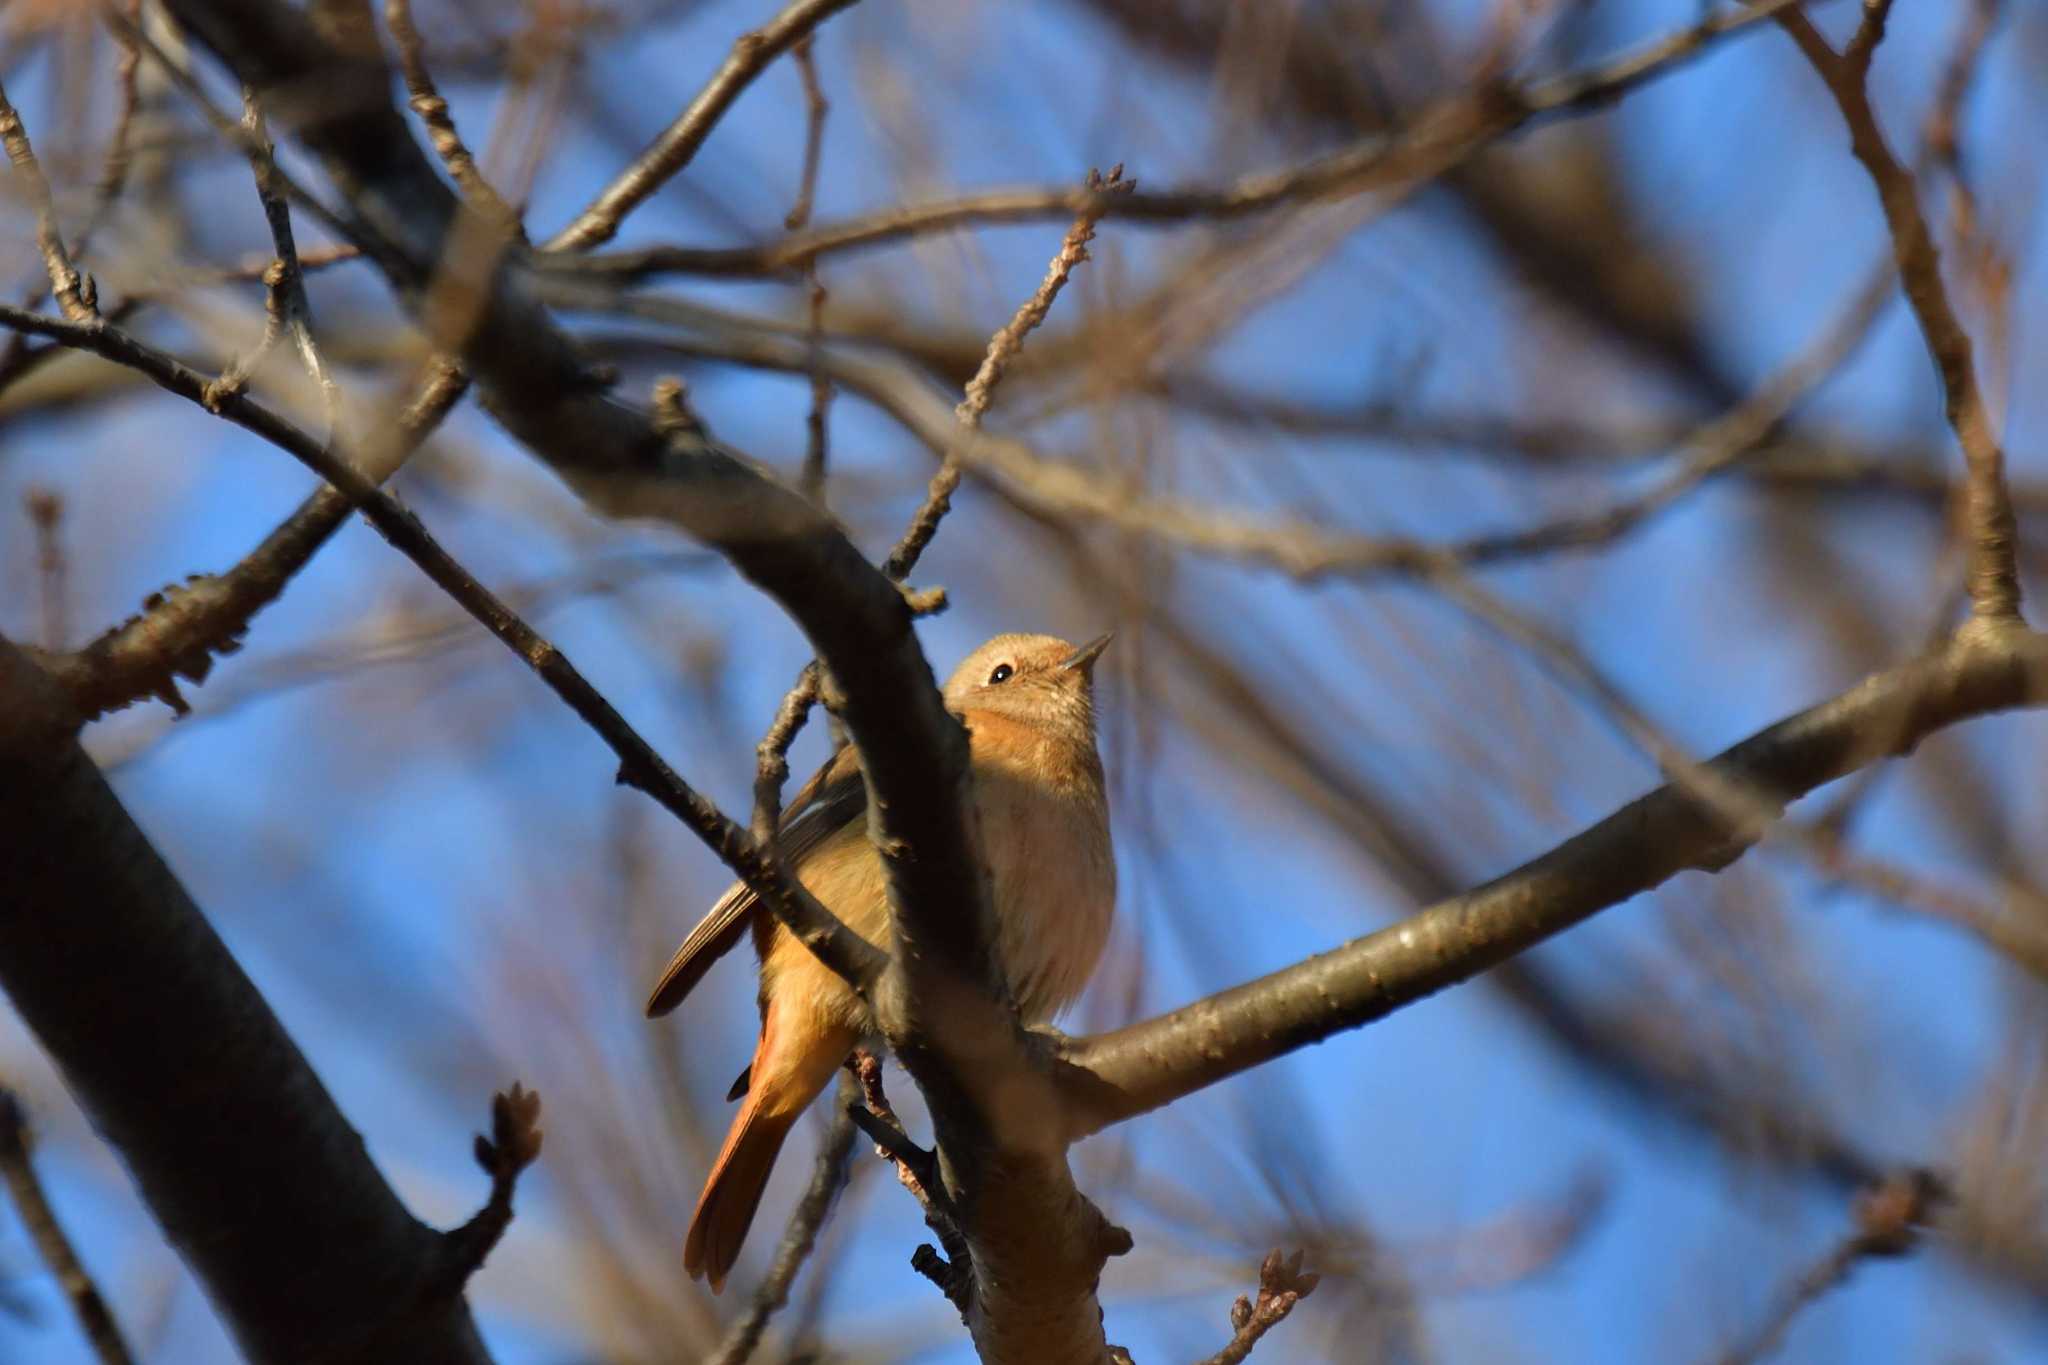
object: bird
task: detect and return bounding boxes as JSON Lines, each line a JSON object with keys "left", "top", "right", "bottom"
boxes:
{"left": 646, "top": 632, "right": 1117, "bottom": 1292}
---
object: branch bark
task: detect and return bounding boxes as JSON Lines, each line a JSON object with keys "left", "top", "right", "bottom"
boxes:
{"left": 0, "top": 638, "right": 495, "bottom": 1365}
{"left": 1055, "top": 630, "right": 2048, "bottom": 1136}
{"left": 542, "top": 0, "right": 864, "bottom": 250}
{"left": 0, "top": 1090, "right": 136, "bottom": 1365}
{"left": 1778, "top": 6, "right": 2023, "bottom": 624}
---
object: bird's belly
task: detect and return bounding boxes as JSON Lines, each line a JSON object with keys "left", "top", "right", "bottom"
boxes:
{"left": 759, "top": 771, "right": 1114, "bottom": 1029}
{"left": 983, "top": 785, "right": 1116, "bottom": 1022}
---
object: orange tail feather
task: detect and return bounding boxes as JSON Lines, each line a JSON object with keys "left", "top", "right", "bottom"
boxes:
{"left": 685, "top": 1091, "right": 797, "bottom": 1292}
{"left": 685, "top": 1009, "right": 857, "bottom": 1292}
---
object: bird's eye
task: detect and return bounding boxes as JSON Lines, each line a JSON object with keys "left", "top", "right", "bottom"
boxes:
{"left": 987, "top": 663, "right": 1014, "bottom": 685}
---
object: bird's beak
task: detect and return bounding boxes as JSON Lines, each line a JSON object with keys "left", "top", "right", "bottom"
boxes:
{"left": 1060, "top": 632, "right": 1113, "bottom": 675}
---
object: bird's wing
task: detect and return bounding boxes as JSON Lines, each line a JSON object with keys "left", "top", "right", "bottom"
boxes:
{"left": 642, "top": 742, "right": 868, "bottom": 1017}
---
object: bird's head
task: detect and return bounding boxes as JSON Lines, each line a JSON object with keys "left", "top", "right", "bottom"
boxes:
{"left": 942, "top": 632, "right": 1111, "bottom": 740}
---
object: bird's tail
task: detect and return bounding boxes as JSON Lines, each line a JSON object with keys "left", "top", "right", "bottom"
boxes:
{"left": 684, "top": 1010, "right": 854, "bottom": 1291}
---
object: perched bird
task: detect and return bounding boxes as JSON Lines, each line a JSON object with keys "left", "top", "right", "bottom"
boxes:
{"left": 647, "top": 632, "right": 1117, "bottom": 1291}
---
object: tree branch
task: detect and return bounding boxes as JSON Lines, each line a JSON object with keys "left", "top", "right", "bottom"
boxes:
{"left": 1778, "top": 7, "right": 2023, "bottom": 624}
{"left": 1711, "top": 1168, "right": 1945, "bottom": 1365}
{"left": 1194, "top": 1249, "right": 1321, "bottom": 1365}
{"left": 0, "top": 78, "right": 97, "bottom": 323}
{"left": 547, "top": 0, "right": 1815, "bottom": 281}
{"left": 1056, "top": 630, "right": 2048, "bottom": 1137}
{"left": 36, "top": 363, "right": 462, "bottom": 720}
{"left": 542, "top": 0, "right": 864, "bottom": 250}
{"left": 385, "top": 0, "right": 521, "bottom": 232}
{"left": 0, "top": 637, "right": 495, "bottom": 1365}
{"left": 436, "top": 1084, "right": 544, "bottom": 1289}
{"left": 0, "top": 1089, "right": 137, "bottom": 1365}
{"left": 0, "top": 302, "right": 883, "bottom": 995}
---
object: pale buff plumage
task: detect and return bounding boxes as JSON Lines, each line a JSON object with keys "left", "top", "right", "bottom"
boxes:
{"left": 646, "top": 633, "right": 1116, "bottom": 1290}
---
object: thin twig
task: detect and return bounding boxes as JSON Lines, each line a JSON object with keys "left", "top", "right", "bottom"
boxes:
{"left": 1922, "top": 0, "right": 2010, "bottom": 426}
{"left": 751, "top": 661, "right": 821, "bottom": 841}
{"left": 386, "top": 0, "right": 522, "bottom": 232}
{"left": 1778, "top": 8, "right": 2022, "bottom": 624}
{"left": 24, "top": 488, "right": 66, "bottom": 651}
{"left": 1194, "top": 1249, "right": 1321, "bottom": 1365}
{"left": 436, "top": 1084, "right": 544, "bottom": 1287}
{"left": 207, "top": 87, "right": 342, "bottom": 436}
{"left": 784, "top": 36, "right": 827, "bottom": 235}
{"left": 0, "top": 1089, "right": 137, "bottom": 1365}
{"left": 1712, "top": 1169, "right": 1946, "bottom": 1365}
{"left": 0, "top": 0, "right": 141, "bottom": 379}
{"left": 1428, "top": 564, "right": 2048, "bottom": 982}
{"left": 70, "top": 0, "right": 144, "bottom": 269}
{"left": 882, "top": 164, "right": 1132, "bottom": 582}
{"left": 107, "top": 10, "right": 359, "bottom": 250}
{"left": 798, "top": 277, "right": 832, "bottom": 502}
{"left": 44, "top": 362, "right": 466, "bottom": 721}
{"left": 87, "top": 550, "right": 721, "bottom": 772}
{"left": 552, "top": 0, "right": 1814, "bottom": 281}
{"left": 710, "top": 1077, "right": 858, "bottom": 1365}
{"left": 543, "top": 0, "right": 865, "bottom": 250}
{"left": 1400, "top": 252, "right": 1891, "bottom": 570}
{"left": 787, "top": 36, "right": 832, "bottom": 502}
{"left": 0, "top": 78, "right": 96, "bottom": 323}
{"left": 0, "top": 302, "right": 886, "bottom": 993}
{"left": 845, "top": 1050, "right": 973, "bottom": 1313}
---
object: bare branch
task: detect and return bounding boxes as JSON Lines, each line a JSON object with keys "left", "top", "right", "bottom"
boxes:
{"left": 206, "top": 88, "right": 343, "bottom": 431}
{"left": 543, "top": 0, "right": 865, "bottom": 250}
{"left": 437, "top": 1084, "right": 545, "bottom": 1287}
{"left": 385, "top": 0, "right": 522, "bottom": 232}
{"left": 71, "top": 0, "right": 145, "bottom": 267}
{"left": 845, "top": 1051, "right": 973, "bottom": 1314}
{"left": 783, "top": 36, "right": 827, "bottom": 236}
{"left": 787, "top": 37, "right": 831, "bottom": 501}
{"left": 0, "top": 1089, "right": 137, "bottom": 1365}
{"left": 0, "top": 78, "right": 97, "bottom": 323}
{"left": 0, "top": 639, "right": 496, "bottom": 1365}
{"left": 1194, "top": 1249, "right": 1321, "bottom": 1365}
{"left": 797, "top": 276, "right": 832, "bottom": 502}
{"left": 1057, "top": 630, "right": 2048, "bottom": 1137}
{"left": 1711, "top": 1169, "right": 1945, "bottom": 1365}
{"left": 0, "top": 302, "right": 885, "bottom": 995}
{"left": 23, "top": 488, "right": 67, "bottom": 652}
{"left": 883, "top": 165, "right": 1131, "bottom": 582}
{"left": 549, "top": 0, "right": 1814, "bottom": 281}
{"left": 1779, "top": 9, "right": 2022, "bottom": 624}
{"left": 751, "top": 660, "right": 821, "bottom": 842}
{"left": 38, "top": 363, "right": 466, "bottom": 721}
